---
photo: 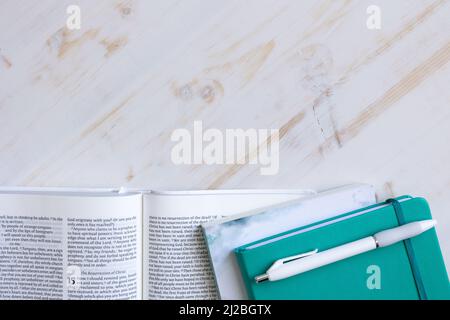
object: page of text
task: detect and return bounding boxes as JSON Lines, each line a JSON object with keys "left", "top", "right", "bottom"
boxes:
{"left": 0, "top": 193, "right": 142, "bottom": 300}
{"left": 143, "top": 191, "right": 307, "bottom": 299}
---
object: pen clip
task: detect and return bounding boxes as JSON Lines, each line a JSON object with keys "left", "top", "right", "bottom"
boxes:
{"left": 267, "top": 249, "right": 318, "bottom": 272}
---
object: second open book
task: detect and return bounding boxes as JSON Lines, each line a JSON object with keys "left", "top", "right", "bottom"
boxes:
{"left": 0, "top": 184, "right": 375, "bottom": 300}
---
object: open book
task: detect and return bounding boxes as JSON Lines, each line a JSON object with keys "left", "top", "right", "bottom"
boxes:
{"left": 0, "top": 187, "right": 320, "bottom": 300}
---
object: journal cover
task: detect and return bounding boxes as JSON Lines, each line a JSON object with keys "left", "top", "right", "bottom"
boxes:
{"left": 235, "top": 196, "right": 450, "bottom": 300}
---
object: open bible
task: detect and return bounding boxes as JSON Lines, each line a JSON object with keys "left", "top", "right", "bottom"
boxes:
{"left": 0, "top": 187, "right": 324, "bottom": 300}
{"left": 0, "top": 185, "right": 375, "bottom": 300}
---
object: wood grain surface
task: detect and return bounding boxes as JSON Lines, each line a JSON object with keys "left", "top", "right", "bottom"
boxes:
{"left": 1, "top": 0, "right": 449, "bottom": 268}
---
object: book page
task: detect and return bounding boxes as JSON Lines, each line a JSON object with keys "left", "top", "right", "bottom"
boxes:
{"left": 0, "top": 193, "right": 142, "bottom": 300}
{"left": 143, "top": 190, "right": 312, "bottom": 299}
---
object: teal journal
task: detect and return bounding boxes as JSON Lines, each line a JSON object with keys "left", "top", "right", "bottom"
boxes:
{"left": 234, "top": 196, "right": 450, "bottom": 299}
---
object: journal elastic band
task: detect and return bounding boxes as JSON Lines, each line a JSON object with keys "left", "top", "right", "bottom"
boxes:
{"left": 386, "top": 198, "right": 427, "bottom": 300}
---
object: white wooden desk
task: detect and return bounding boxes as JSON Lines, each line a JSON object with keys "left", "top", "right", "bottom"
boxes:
{"left": 1, "top": 0, "right": 449, "bottom": 269}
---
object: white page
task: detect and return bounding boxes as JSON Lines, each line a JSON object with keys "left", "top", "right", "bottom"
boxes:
{"left": 0, "top": 193, "right": 142, "bottom": 300}
{"left": 142, "top": 190, "right": 314, "bottom": 300}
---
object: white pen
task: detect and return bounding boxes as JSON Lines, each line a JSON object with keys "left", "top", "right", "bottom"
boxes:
{"left": 255, "top": 219, "right": 436, "bottom": 283}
